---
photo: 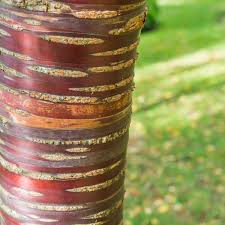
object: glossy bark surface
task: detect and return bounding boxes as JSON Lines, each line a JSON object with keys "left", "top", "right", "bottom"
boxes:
{"left": 0, "top": 1, "right": 146, "bottom": 224}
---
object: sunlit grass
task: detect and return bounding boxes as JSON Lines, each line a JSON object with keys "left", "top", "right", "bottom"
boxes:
{"left": 125, "top": 0, "right": 225, "bottom": 224}
{"left": 126, "top": 86, "right": 225, "bottom": 225}
{"left": 137, "top": 0, "right": 225, "bottom": 67}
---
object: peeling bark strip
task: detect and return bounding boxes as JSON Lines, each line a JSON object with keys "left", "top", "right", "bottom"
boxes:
{"left": 28, "top": 65, "right": 88, "bottom": 78}
{"left": 0, "top": 0, "right": 146, "bottom": 19}
{"left": 41, "top": 35, "right": 104, "bottom": 45}
{"left": 0, "top": 28, "right": 10, "bottom": 37}
{"left": 0, "top": 0, "right": 146, "bottom": 224}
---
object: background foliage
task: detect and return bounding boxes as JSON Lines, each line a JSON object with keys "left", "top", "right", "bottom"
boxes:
{"left": 125, "top": 0, "right": 225, "bottom": 224}
{"left": 143, "top": 0, "right": 159, "bottom": 31}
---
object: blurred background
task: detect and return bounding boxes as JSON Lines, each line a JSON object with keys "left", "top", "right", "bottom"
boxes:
{"left": 125, "top": 0, "right": 225, "bottom": 224}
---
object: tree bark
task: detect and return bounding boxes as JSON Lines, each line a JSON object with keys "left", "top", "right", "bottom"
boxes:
{"left": 0, "top": 1, "right": 146, "bottom": 224}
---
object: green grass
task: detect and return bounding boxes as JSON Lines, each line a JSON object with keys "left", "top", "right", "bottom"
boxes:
{"left": 125, "top": 0, "right": 225, "bottom": 224}
{"left": 137, "top": 0, "right": 225, "bottom": 67}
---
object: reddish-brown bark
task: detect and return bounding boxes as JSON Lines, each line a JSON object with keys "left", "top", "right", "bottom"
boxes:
{"left": 0, "top": 1, "right": 146, "bottom": 224}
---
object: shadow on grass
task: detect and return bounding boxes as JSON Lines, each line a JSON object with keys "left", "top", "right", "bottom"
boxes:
{"left": 134, "top": 79, "right": 225, "bottom": 114}
{"left": 125, "top": 85, "right": 225, "bottom": 225}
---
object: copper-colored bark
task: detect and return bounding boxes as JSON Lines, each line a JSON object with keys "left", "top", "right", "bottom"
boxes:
{"left": 0, "top": 1, "right": 146, "bottom": 224}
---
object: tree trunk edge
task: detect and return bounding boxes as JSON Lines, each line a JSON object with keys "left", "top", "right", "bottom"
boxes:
{"left": 0, "top": 1, "right": 147, "bottom": 224}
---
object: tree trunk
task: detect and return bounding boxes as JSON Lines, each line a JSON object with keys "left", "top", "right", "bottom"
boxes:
{"left": 0, "top": 1, "right": 146, "bottom": 224}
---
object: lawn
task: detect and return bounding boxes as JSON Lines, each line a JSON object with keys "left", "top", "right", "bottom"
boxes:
{"left": 124, "top": 0, "right": 225, "bottom": 224}
{"left": 137, "top": 0, "right": 225, "bottom": 67}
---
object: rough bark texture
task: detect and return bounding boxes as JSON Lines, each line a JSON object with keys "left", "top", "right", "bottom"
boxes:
{"left": 0, "top": 1, "right": 146, "bottom": 224}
